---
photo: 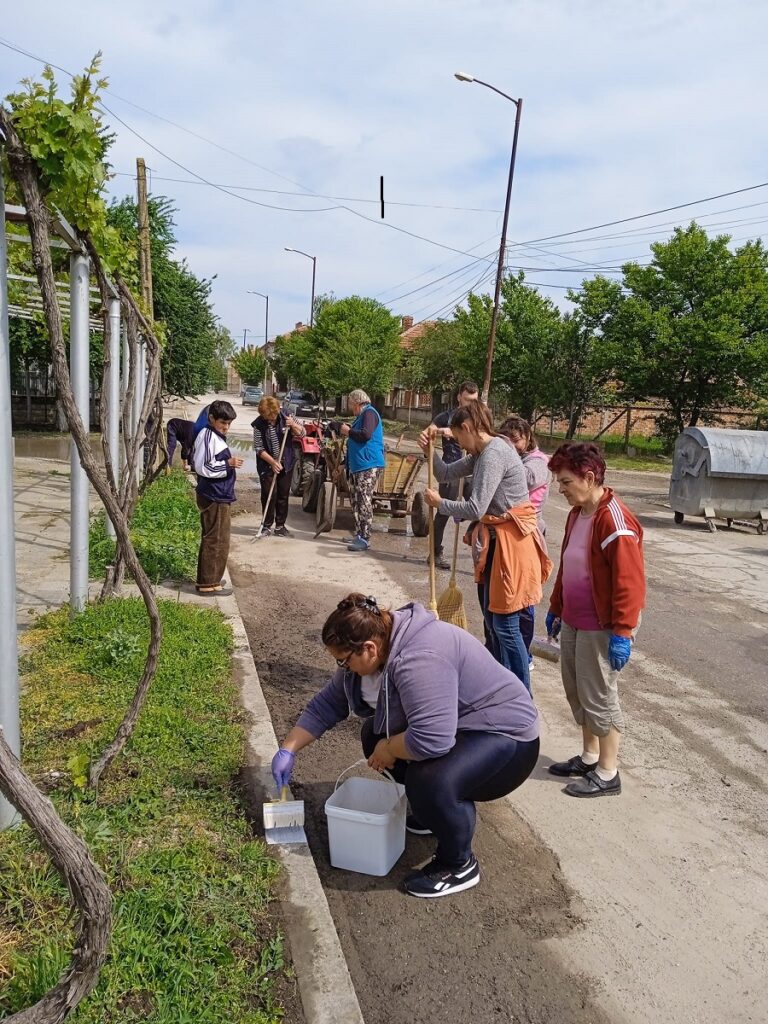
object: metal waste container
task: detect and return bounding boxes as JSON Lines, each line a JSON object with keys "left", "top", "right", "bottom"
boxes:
{"left": 669, "top": 426, "right": 768, "bottom": 534}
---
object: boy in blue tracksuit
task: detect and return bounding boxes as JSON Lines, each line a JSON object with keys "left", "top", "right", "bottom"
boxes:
{"left": 191, "top": 400, "right": 243, "bottom": 595}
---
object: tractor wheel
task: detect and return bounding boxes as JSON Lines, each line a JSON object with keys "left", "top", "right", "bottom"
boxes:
{"left": 291, "top": 456, "right": 314, "bottom": 497}
{"left": 290, "top": 457, "right": 303, "bottom": 496}
{"left": 316, "top": 481, "right": 338, "bottom": 534}
{"left": 302, "top": 469, "right": 322, "bottom": 513}
{"left": 411, "top": 491, "right": 429, "bottom": 537}
{"left": 673, "top": 511, "right": 684, "bottom": 525}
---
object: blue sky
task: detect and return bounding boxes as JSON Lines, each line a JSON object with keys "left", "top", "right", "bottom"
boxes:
{"left": 3, "top": 0, "right": 768, "bottom": 343}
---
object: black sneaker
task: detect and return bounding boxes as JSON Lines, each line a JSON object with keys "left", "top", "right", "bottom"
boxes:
{"left": 404, "top": 854, "right": 480, "bottom": 898}
{"left": 259, "top": 526, "right": 272, "bottom": 538}
{"left": 406, "top": 814, "right": 433, "bottom": 836}
{"left": 274, "top": 525, "right": 291, "bottom": 537}
{"left": 548, "top": 754, "right": 599, "bottom": 777}
{"left": 565, "top": 770, "right": 621, "bottom": 798}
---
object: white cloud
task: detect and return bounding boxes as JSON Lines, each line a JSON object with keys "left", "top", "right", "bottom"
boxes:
{"left": 3, "top": 0, "right": 768, "bottom": 334}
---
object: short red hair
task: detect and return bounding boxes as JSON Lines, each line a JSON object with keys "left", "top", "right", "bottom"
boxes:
{"left": 549, "top": 442, "right": 606, "bottom": 485}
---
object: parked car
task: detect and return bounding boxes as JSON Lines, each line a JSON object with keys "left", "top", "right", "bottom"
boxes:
{"left": 282, "top": 391, "right": 319, "bottom": 418}
{"left": 242, "top": 386, "right": 264, "bottom": 406}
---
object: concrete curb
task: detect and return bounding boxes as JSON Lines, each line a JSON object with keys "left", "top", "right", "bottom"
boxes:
{"left": 216, "top": 588, "right": 366, "bottom": 1024}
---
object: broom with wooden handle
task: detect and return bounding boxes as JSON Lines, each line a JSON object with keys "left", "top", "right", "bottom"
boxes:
{"left": 427, "top": 434, "right": 438, "bottom": 615}
{"left": 437, "top": 519, "right": 468, "bottom": 629}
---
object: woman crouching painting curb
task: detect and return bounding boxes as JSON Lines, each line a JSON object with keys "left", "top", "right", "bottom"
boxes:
{"left": 272, "top": 593, "right": 540, "bottom": 898}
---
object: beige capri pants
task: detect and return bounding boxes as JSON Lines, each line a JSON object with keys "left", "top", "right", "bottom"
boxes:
{"left": 559, "top": 621, "right": 638, "bottom": 736}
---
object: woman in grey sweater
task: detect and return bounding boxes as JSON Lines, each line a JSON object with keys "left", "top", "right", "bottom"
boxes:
{"left": 271, "top": 594, "right": 539, "bottom": 898}
{"left": 420, "top": 401, "right": 533, "bottom": 690}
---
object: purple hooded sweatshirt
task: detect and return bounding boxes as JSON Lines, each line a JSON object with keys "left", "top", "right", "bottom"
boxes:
{"left": 296, "top": 602, "right": 539, "bottom": 760}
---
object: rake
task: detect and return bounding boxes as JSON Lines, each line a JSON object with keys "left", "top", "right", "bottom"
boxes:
{"left": 252, "top": 423, "right": 290, "bottom": 541}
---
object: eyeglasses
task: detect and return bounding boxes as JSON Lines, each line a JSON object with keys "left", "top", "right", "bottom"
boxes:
{"left": 335, "top": 652, "right": 353, "bottom": 669}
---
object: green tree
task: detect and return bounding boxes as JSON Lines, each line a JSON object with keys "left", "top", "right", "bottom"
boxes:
{"left": 606, "top": 223, "right": 768, "bottom": 443}
{"left": 557, "top": 276, "right": 625, "bottom": 437}
{"left": 108, "top": 196, "right": 221, "bottom": 395}
{"left": 454, "top": 273, "right": 564, "bottom": 419}
{"left": 230, "top": 346, "right": 266, "bottom": 388}
{"left": 407, "top": 320, "right": 468, "bottom": 394}
{"left": 271, "top": 328, "right": 316, "bottom": 391}
{"left": 312, "top": 296, "right": 402, "bottom": 397}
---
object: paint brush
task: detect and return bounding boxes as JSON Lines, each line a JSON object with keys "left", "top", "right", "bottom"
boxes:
{"left": 263, "top": 786, "right": 307, "bottom": 845}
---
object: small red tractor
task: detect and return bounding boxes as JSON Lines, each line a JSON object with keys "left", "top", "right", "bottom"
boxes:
{"left": 289, "top": 418, "right": 328, "bottom": 497}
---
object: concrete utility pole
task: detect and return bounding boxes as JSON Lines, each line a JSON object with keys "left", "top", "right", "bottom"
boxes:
{"left": 69, "top": 252, "right": 90, "bottom": 614}
{"left": 0, "top": 160, "right": 21, "bottom": 829}
{"left": 454, "top": 73, "right": 523, "bottom": 403}
{"left": 136, "top": 158, "right": 153, "bottom": 315}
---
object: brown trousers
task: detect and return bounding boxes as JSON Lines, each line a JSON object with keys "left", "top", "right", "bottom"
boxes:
{"left": 196, "top": 495, "right": 232, "bottom": 588}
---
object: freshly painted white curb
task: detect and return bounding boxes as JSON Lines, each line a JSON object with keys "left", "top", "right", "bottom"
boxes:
{"left": 218, "top": 590, "right": 366, "bottom": 1024}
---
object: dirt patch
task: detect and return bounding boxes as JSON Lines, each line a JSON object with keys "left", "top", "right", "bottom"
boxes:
{"left": 231, "top": 563, "right": 612, "bottom": 1024}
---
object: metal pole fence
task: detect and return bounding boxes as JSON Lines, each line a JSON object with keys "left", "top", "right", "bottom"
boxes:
{"left": 0, "top": 161, "right": 21, "bottom": 828}
{"left": 69, "top": 252, "right": 90, "bottom": 614}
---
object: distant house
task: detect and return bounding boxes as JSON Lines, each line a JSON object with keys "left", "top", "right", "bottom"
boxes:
{"left": 386, "top": 315, "right": 438, "bottom": 420}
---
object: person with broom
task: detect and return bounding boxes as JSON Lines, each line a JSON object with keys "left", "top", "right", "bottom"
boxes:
{"left": 271, "top": 592, "right": 540, "bottom": 897}
{"left": 419, "top": 402, "right": 551, "bottom": 693}
{"left": 419, "top": 380, "right": 479, "bottom": 570}
{"left": 252, "top": 396, "right": 306, "bottom": 537}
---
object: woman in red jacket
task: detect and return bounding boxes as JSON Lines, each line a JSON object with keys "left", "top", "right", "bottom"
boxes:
{"left": 546, "top": 443, "right": 645, "bottom": 798}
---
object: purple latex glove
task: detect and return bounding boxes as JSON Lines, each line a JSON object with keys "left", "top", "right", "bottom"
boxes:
{"left": 271, "top": 748, "right": 295, "bottom": 790}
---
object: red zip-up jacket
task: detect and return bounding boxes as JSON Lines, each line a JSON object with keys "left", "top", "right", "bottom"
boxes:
{"left": 549, "top": 488, "right": 645, "bottom": 637}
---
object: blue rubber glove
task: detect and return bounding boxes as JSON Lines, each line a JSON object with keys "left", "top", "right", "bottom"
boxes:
{"left": 271, "top": 748, "right": 295, "bottom": 790}
{"left": 545, "top": 612, "right": 561, "bottom": 640}
{"left": 608, "top": 634, "right": 632, "bottom": 671}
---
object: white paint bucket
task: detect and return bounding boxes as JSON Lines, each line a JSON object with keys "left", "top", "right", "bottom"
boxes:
{"left": 325, "top": 762, "right": 406, "bottom": 876}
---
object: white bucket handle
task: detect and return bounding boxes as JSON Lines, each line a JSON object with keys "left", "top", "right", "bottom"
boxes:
{"left": 334, "top": 758, "right": 399, "bottom": 792}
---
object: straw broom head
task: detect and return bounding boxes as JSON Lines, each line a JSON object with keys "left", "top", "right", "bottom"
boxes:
{"left": 436, "top": 521, "right": 467, "bottom": 629}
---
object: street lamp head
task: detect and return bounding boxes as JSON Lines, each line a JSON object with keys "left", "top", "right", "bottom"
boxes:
{"left": 284, "top": 247, "right": 296, "bottom": 253}
{"left": 454, "top": 71, "right": 475, "bottom": 83}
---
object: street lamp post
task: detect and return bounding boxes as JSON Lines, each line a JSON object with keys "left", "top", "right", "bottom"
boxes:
{"left": 247, "top": 290, "right": 270, "bottom": 393}
{"left": 284, "top": 247, "right": 317, "bottom": 327}
{"left": 455, "top": 72, "right": 523, "bottom": 404}
{"left": 242, "top": 327, "right": 251, "bottom": 350}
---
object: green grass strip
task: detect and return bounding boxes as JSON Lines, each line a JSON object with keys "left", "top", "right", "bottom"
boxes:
{"left": 0, "top": 598, "right": 289, "bottom": 1023}
{"left": 89, "top": 471, "right": 200, "bottom": 583}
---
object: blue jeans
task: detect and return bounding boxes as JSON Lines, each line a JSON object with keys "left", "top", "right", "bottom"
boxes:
{"left": 478, "top": 538, "right": 531, "bottom": 692}
{"left": 361, "top": 719, "right": 540, "bottom": 867}
{"left": 519, "top": 605, "right": 535, "bottom": 655}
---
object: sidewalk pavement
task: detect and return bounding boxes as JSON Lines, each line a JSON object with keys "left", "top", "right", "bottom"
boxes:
{"left": 12, "top": 455, "right": 364, "bottom": 1024}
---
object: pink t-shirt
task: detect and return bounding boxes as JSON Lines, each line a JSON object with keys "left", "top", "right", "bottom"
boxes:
{"left": 561, "top": 512, "right": 602, "bottom": 630}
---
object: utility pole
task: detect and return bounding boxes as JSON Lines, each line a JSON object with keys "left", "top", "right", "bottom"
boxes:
{"left": 136, "top": 158, "right": 153, "bottom": 315}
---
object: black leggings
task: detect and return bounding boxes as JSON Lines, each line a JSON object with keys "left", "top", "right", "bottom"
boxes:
{"left": 361, "top": 718, "right": 539, "bottom": 867}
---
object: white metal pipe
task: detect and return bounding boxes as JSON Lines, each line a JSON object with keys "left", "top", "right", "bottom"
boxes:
{"left": 105, "top": 296, "right": 121, "bottom": 539}
{"left": 132, "top": 339, "right": 142, "bottom": 447}
{"left": 69, "top": 252, "right": 90, "bottom": 614}
{"left": 0, "top": 162, "right": 21, "bottom": 828}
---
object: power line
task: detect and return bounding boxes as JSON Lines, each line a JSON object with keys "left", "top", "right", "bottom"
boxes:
{"left": 111, "top": 171, "right": 502, "bottom": 214}
{"left": 522, "top": 182, "right": 768, "bottom": 245}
